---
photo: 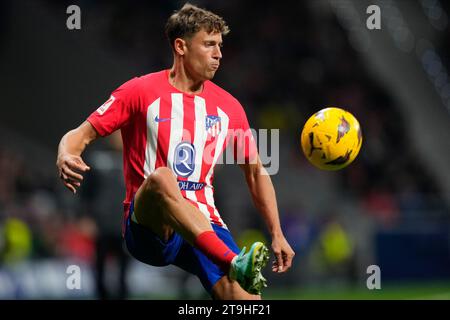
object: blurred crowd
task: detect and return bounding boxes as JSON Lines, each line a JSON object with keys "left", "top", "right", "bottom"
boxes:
{"left": 1, "top": 0, "right": 449, "bottom": 297}
{"left": 0, "top": 145, "right": 97, "bottom": 265}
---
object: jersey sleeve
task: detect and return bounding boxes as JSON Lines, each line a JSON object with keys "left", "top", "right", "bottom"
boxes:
{"left": 87, "top": 77, "right": 141, "bottom": 136}
{"left": 232, "top": 101, "right": 258, "bottom": 164}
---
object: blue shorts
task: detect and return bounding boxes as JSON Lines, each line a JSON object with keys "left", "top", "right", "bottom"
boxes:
{"left": 124, "top": 199, "right": 240, "bottom": 294}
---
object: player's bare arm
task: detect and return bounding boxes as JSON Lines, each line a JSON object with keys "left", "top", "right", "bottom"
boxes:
{"left": 56, "top": 121, "right": 99, "bottom": 193}
{"left": 240, "top": 157, "right": 295, "bottom": 273}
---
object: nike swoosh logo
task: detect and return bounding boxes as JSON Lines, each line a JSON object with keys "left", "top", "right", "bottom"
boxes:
{"left": 154, "top": 116, "right": 173, "bottom": 123}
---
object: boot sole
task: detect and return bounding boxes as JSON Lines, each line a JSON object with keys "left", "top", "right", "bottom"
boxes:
{"left": 247, "top": 242, "right": 270, "bottom": 294}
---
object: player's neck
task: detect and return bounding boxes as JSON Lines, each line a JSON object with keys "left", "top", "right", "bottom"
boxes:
{"left": 168, "top": 64, "right": 204, "bottom": 95}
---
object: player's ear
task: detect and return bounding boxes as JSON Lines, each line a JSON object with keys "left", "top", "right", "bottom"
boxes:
{"left": 174, "top": 38, "right": 187, "bottom": 56}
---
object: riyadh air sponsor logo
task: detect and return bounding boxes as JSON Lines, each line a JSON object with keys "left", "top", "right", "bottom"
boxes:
{"left": 177, "top": 181, "right": 205, "bottom": 191}
{"left": 173, "top": 142, "right": 195, "bottom": 177}
{"left": 96, "top": 95, "right": 115, "bottom": 115}
{"left": 205, "top": 115, "right": 221, "bottom": 138}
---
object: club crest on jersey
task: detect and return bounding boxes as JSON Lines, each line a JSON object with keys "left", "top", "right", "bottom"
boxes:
{"left": 205, "top": 115, "right": 221, "bottom": 138}
{"left": 173, "top": 142, "right": 196, "bottom": 177}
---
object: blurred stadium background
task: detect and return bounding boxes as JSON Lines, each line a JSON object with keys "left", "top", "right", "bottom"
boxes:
{"left": 0, "top": 0, "right": 449, "bottom": 299}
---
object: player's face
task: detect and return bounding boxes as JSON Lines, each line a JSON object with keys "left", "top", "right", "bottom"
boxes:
{"left": 184, "top": 30, "right": 223, "bottom": 81}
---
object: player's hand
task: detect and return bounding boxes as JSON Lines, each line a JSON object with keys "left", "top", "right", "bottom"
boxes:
{"left": 271, "top": 234, "right": 295, "bottom": 273}
{"left": 56, "top": 153, "right": 90, "bottom": 194}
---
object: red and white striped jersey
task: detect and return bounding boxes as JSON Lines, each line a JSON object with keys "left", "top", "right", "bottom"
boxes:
{"left": 87, "top": 70, "right": 256, "bottom": 232}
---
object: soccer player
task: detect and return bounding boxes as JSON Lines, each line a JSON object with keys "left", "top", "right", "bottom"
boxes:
{"left": 56, "top": 3, "right": 294, "bottom": 300}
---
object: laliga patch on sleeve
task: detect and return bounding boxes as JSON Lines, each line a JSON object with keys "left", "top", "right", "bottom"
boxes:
{"left": 96, "top": 95, "right": 116, "bottom": 115}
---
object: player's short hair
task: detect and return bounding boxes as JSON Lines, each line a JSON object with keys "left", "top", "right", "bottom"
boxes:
{"left": 165, "top": 3, "right": 230, "bottom": 49}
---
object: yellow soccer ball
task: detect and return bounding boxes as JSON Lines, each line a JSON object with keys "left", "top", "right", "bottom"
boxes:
{"left": 301, "top": 107, "right": 363, "bottom": 170}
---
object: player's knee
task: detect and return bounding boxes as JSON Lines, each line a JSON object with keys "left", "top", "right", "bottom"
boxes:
{"left": 142, "top": 167, "right": 178, "bottom": 201}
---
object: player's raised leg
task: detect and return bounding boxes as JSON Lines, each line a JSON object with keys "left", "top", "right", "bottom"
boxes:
{"left": 133, "top": 166, "right": 236, "bottom": 271}
{"left": 132, "top": 166, "right": 270, "bottom": 296}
